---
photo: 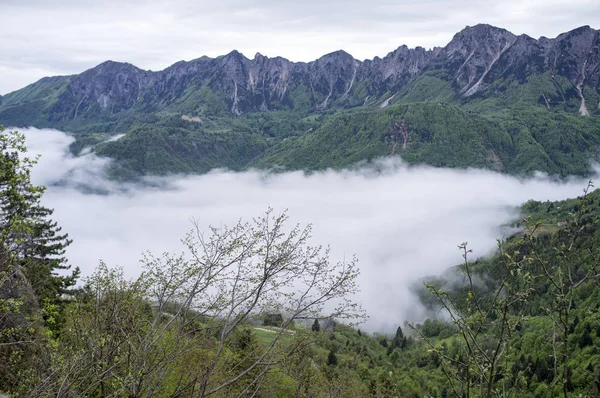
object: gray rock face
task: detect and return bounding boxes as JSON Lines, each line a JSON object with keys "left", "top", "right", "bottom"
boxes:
{"left": 438, "top": 24, "right": 600, "bottom": 97}
{"left": 65, "top": 61, "right": 155, "bottom": 116}
{"left": 3, "top": 24, "right": 600, "bottom": 121}
{"left": 548, "top": 26, "right": 599, "bottom": 84}
{"left": 361, "top": 45, "right": 439, "bottom": 93}
{"left": 441, "top": 25, "right": 518, "bottom": 95}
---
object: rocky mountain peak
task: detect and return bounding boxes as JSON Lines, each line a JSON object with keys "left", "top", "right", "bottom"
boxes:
{"left": 223, "top": 49, "right": 246, "bottom": 59}
{"left": 456, "top": 23, "right": 513, "bottom": 37}
{"left": 443, "top": 24, "right": 518, "bottom": 95}
{"left": 446, "top": 24, "right": 516, "bottom": 55}
{"left": 315, "top": 50, "right": 357, "bottom": 68}
{"left": 557, "top": 25, "right": 594, "bottom": 39}
{"left": 363, "top": 44, "right": 436, "bottom": 87}
{"left": 3, "top": 24, "right": 599, "bottom": 121}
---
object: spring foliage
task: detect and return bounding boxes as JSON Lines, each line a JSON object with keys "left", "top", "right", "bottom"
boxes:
{"left": 2, "top": 128, "right": 600, "bottom": 396}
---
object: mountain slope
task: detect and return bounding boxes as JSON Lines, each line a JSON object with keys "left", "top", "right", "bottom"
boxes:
{"left": 1, "top": 24, "right": 599, "bottom": 178}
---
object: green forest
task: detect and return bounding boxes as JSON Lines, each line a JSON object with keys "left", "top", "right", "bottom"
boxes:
{"left": 1, "top": 125, "right": 600, "bottom": 397}
{"left": 2, "top": 48, "right": 599, "bottom": 181}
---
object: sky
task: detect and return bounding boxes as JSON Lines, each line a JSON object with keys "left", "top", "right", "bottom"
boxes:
{"left": 1, "top": 0, "right": 599, "bottom": 94}
{"left": 20, "top": 127, "right": 596, "bottom": 332}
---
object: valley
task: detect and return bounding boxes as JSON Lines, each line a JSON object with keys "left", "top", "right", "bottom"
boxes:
{"left": 2, "top": 17, "right": 600, "bottom": 397}
{"left": 1, "top": 24, "right": 599, "bottom": 179}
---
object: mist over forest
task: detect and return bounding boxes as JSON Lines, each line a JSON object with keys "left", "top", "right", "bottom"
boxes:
{"left": 20, "top": 127, "right": 595, "bottom": 331}
{"left": 2, "top": 1, "right": 600, "bottom": 393}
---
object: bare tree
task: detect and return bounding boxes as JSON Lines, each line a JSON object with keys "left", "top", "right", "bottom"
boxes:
{"left": 28, "top": 209, "right": 364, "bottom": 397}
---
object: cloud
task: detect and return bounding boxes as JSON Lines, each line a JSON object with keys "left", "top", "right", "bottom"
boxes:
{"left": 17, "top": 127, "right": 597, "bottom": 332}
{"left": 1, "top": 0, "right": 599, "bottom": 94}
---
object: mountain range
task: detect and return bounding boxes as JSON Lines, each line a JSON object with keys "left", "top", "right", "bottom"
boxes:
{"left": 1, "top": 24, "right": 599, "bottom": 178}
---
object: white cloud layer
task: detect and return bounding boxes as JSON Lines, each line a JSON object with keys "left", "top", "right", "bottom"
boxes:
{"left": 1, "top": 0, "right": 599, "bottom": 94}
{"left": 18, "top": 127, "right": 597, "bottom": 331}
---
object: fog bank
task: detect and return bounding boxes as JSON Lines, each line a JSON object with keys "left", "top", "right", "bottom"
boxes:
{"left": 17, "top": 127, "right": 596, "bottom": 332}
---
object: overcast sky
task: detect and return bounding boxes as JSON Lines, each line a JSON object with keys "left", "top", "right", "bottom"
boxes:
{"left": 0, "top": 0, "right": 599, "bottom": 94}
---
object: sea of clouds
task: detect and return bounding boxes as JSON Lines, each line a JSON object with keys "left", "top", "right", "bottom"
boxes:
{"left": 16, "top": 127, "right": 597, "bottom": 332}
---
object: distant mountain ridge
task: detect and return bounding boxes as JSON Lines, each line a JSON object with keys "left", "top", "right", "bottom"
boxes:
{"left": 2, "top": 24, "right": 599, "bottom": 120}
{"left": 1, "top": 24, "right": 599, "bottom": 178}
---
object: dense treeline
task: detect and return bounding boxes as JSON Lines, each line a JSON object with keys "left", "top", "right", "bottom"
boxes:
{"left": 2, "top": 126, "right": 600, "bottom": 397}
{"left": 255, "top": 103, "right": 600, "bottom": 177}
{"left": 61, "top": 101, "right": 600, "bottom": 180}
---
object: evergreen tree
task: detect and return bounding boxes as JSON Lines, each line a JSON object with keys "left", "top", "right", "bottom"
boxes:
{"left": 579, "top": 328, "right": 593, "bottom": 348}
{"left": 0, "top": 127, "right": 78, "bottom": 391}
{"left": 311, "top": 318, "right": 320, "bottom": 332}
{"left": 535, "top": 358, "right": 552, "bottom": 382}
{"left": 0, "top": 127, "right": 78, "bottom": 310}
{"left": 327, "top": 348, "right": 338, "bottom": 366}
{"left": 402, "top": 336, "right": 409, "bottom": 349}
{"left": 392, "top": 326, "right": 404, "bottom": 348}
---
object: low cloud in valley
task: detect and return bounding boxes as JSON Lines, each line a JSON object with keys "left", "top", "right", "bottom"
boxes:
{"left": 19, "top": 127, "right": 596, "bottom": 332}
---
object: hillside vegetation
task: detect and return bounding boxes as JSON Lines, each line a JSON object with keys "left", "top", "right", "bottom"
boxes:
{"left": 2, "top": 126, "right": 600, "bottom": 397}
{"left": 1, "top": 25, "right": 599, "bottom": 179}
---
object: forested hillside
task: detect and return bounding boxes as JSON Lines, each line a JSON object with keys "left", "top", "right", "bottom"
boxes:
{"left": 2, "top": 125, "right": 600, "bottom": 397}
{"left": 1, "top": 24, "right": 599, "bottom": 178}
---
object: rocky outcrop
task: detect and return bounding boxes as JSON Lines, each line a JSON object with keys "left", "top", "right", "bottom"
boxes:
{"left": 436, "top": 24, "right": 600, "bottom": 98}
{"left": 441, "top": 24, "right": 518, "bottom": 95}
{"left": 2, "top": 24, "right": 599, "bottom": 122}
{"left": 547, "top": 26, "right": 600, "bottom": 87}
{"left": 65, "top": 61, "right": 155, "bottom": 117}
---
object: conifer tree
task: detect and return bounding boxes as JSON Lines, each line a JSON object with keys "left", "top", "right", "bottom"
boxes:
{"left": 327, "top": 348, "right": 338, "bottom": 366}
{"left": 392, "top": 326, "right": 404, "bottom": 348}
{"left": 312, "top": 318, "right": 321, "bottom": 332}
{"left": 0, "top": 126, "right": 78, "bottom": 309}
{"left": 0, "top": 127, "right": 78, "bottom": 391}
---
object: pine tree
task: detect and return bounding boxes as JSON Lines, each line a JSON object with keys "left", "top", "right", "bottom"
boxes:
{"left": 311, "top": 318, "right": 320, "bottom": 332}
{"left": 327, "top": 348, "right": 338, "bottom": 366}
{"left": 1, "top": 127, "right": 78, "bottom": 390}
{"left": 0, "top": 127, "right": 78, "bottom": 311}
{"left": 579, "top": 328, "right": 593, "bottom": 348}
{"left": 392, "top": 326, "right": 404, "bottom": 348}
